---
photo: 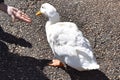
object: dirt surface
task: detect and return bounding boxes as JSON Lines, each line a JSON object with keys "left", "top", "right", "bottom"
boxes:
{"left": 0, "top": 0, "right": 119, "bottom": 80}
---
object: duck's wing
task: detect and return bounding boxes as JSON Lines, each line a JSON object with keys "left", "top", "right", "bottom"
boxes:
{"left": 47, "top": 22, "right": 82, "bottom": 56}
{"left": 49, "top": 22, "right": 92, "bottom": 56}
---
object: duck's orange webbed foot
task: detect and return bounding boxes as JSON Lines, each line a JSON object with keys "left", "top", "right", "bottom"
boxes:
{"left": 48, "top": 59, "right": 64, "bottom": 67}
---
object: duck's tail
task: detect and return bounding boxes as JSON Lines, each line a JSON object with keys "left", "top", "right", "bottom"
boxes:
{"left": 86, "top": 63, "right": 100, "bottom": 70}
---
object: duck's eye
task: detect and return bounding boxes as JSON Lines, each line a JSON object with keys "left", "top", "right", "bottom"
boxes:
{"left": 41, "top": 6, "right": 44, "bottom": 9}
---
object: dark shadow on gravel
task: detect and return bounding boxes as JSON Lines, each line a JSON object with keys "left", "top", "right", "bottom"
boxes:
{"left": 65, "top": 66, "right": 110, "bottom": 80}
{"left": 0, "top": 26, "right": 32, "bottom": 48}
{"left": 0, "top": 41, "right": 49, "bottom": 80}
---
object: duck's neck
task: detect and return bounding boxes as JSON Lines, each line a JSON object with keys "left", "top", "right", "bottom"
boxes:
{"left": 46, "top": 12, "right": 60, "bottom": 26}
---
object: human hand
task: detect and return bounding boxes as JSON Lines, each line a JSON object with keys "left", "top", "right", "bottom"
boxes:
{"left": 7, "top": 6, "right": 32, "bottom": 23}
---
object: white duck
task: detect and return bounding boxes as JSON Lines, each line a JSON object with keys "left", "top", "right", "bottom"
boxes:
{"left": 36, "top": 3, "right": 99, "bottom": 71}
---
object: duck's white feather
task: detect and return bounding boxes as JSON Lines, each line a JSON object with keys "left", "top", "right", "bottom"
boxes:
{"left": 39, "top": 3, "right": 99, "bottom": 71}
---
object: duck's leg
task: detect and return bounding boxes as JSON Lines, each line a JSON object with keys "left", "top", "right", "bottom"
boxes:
{"left": 48, "top": 59, "right": 64, "bottom": 67}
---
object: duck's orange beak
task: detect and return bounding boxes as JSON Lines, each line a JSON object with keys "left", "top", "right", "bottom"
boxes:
{"left": 36, "top": 11, "right": 42, "bottom": 16}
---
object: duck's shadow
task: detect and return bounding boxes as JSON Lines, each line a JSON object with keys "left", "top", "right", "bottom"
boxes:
{"left": 62, "top": 64, "right": 110, "bottom": 80}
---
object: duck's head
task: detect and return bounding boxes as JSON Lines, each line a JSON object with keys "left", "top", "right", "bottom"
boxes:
{"left": 36, "top": 3, "right": 58, "bottom": 18}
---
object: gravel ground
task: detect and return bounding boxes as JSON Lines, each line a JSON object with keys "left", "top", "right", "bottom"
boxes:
{"left": 0, "top": 0, "right": 120, "bottom": 80}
